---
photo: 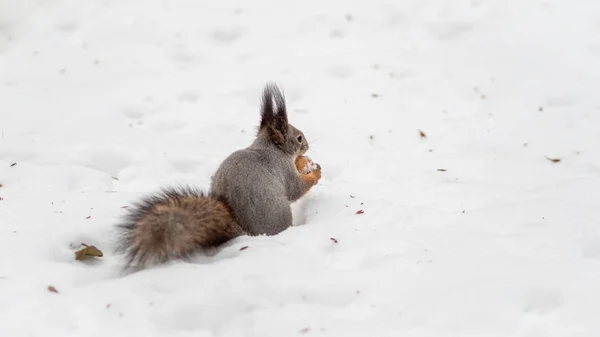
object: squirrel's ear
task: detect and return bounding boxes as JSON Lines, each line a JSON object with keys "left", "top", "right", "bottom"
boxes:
{"left": 260, "top": 83, "right": 288, "bottom": 137}
{"left": 260, "top": 86, "right": 275, "bottom": 129}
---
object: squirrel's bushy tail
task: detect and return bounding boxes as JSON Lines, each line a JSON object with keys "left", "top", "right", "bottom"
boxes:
{"left": 116, "top": 187, "right": 243, "bottom": 269}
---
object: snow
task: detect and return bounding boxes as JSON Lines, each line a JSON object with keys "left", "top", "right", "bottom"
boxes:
{"left": 1, "top": 0, "right": 600, "bottom": 336}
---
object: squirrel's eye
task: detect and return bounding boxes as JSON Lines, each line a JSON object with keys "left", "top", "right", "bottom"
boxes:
{"left": 297, "top": 135, "right": 303, "bottom": 143}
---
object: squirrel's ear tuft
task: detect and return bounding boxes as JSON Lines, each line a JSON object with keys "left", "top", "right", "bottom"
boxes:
{"left": 260, "top": 85, "right": 275, "bottom": 129}
{"left": 260, "top": 83, "right": 288, "bottom": 137}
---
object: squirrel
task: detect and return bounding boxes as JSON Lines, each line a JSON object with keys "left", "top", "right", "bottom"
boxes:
{"left": 115, "top": 84, "right": 322, "bottom": 269}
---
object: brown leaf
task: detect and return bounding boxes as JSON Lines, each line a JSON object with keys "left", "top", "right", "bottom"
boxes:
{"left": 74, "top": 249, "right": 86, "bottom": 261}
{"left": 239, "top": 246, "right": 249, "bottom": 251}
{"left": 74, "top": 243, "right": 103, "bottom": 260}
{"left": 356, "top": 210, "right": 364, "bottom": 215}
{"left": 48, "top": 285, "right": 59, "bottom": 293}
{"left": 419, "top": 130, "right": 426, "bottom": 138}
{"left": 330, "top": 237, "right": 338, "bottom": 244}
{"left": 545, "top": 156, "right": 561, "bottom": 163}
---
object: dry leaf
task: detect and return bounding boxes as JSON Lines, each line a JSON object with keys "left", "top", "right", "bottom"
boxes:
{"left": 330, "top": 237, "right": 338, "bottom": 244}
{"left": 48, "top": 285, "right": 59, "bottom": 293}
{"left": 356, "top": 210, "right": 364, "bottom": 215}
{"left": 239, "top": 246, "right": 249, "bottom": 251}
{"left": 419, "top": 130, "right": 426, "bottom": 138}
{"left": 545, "top": 156, "right": 561, "bottom": 163}
{"left": 74, "top": 243, "right": 103, "bottom": 260}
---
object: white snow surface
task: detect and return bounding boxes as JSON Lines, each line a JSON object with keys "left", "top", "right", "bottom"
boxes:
{"left": 1, "top": 0, "right": 600, "bottom": 336}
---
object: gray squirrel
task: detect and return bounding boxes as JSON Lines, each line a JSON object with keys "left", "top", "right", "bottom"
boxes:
{"left": 116, "top": 84, "right": 322, "bottom": 269}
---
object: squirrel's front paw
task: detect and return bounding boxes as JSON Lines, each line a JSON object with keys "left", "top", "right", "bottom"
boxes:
{"left": 310, "top": 164, "right": 321, "bottom": 184}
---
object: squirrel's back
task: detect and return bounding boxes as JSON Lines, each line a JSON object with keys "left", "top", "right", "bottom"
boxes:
{"left": 210, "top": 146, "right": 292, "bottom": 235}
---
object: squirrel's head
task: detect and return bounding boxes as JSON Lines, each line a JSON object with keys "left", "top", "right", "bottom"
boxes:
{"left": 257, "top": 84, "right": 309, "bottom": 157}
